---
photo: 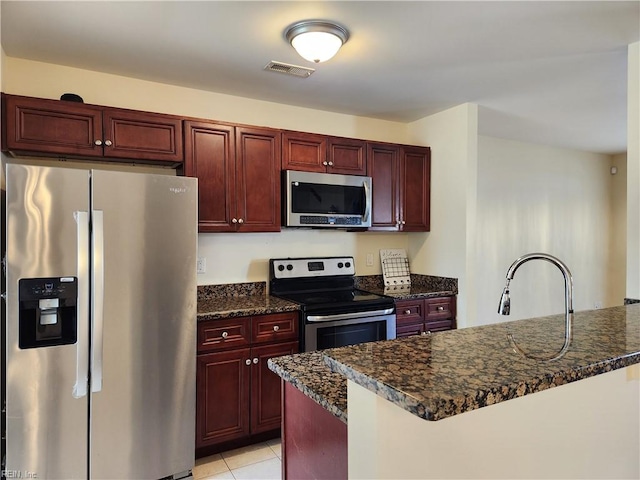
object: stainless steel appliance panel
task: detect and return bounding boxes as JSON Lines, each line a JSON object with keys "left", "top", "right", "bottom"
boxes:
{"left": 5, "top": 164, "right": 90, "bottom": 479}
{"left": 89, "top": 170, "right": 197, "bottom": 479}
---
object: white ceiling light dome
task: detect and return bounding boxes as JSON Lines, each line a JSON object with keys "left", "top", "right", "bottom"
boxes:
{"left": 285, "top": 20, "right": 349, "bottom": 64}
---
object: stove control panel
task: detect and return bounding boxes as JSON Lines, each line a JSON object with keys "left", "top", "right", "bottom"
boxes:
{"left": 271, "top": 257, "right": 355, "bottom": 279}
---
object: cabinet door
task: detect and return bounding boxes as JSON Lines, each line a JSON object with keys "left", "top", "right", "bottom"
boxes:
{"left": 251, "top": 341, "right": 298, "bottom": 434}
{"left": 235, "top": 126, "right": 281, "bottom": 232}
{"left": 184, "top": 121, "right": 236, "bottom": 232}
{"left": 328, "top": 137, "right": 367, "bottom": 175}
{"left": 196, "top": 348, "right": 251, "bottom": 448}
{"left": 400, "top": 146, "right": 431, "bottom": 232}
{"left": 367, "top": 142, "right": 400, "bottom": 230}
{"left": 2, "top": 94, "right": 103, "bottom": 157}
{"left": 102, "top": 108, "right": 183, "bottom": 164}
{"left": 282, "top": 131, "right": 326, "bottom": 173}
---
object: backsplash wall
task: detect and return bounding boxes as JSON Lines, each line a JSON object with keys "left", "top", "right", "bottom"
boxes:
{"left": 197, "top": 230, "right": 409, "bottom": 286}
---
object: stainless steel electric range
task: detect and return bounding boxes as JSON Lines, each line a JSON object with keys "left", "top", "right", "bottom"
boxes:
{"left": 269, "top": 256, "right": 396, "bottom": 351}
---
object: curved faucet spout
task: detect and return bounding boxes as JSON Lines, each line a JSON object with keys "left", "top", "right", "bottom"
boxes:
{"left": 498, "top": 253, "right": 574, "bottom": 362}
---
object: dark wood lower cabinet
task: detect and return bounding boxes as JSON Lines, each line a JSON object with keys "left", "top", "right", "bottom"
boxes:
{"left": 197, "top": 348, "right": 251, "bottom": 446}
{"left": 196, "top": 312, "right": 299, "bottom": 457}
{"left": 251, "top": 342, "right": 298, "bottom": 434}
{"left": 395, "top": 296, "right": 457, "bottom": 338}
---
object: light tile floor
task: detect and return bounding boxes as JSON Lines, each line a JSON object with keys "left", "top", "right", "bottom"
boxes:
{"left": 193, "top": 439, "right": 282, "bottom": 480}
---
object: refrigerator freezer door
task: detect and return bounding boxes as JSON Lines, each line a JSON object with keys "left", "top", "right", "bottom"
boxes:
{"left": 5, "top": 164, "right": 90, "bottom": 479}
{"left": 89, "top": 170, "right": 198, "bottom": 479}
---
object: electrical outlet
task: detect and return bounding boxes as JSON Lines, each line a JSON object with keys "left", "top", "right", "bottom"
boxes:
{"left": 197, "top": 257, "right": 206, "bottom": 274}
{"left": 366, "top": 253, "right": 374, "bottom": 267}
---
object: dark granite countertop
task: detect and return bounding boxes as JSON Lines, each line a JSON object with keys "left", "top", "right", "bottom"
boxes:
{"left": 365, "top": 285, "right": 457, "bottom": 300}
{"left": 268, "top": 351, "right": 348, "bottom": 424}
{"left": 323, "top": 304, "right": 640, "bottom": 421}
{"left": 197, "top": 295, "right": 299, "bottom": 321}
{"left": 269, "top": 305, "right": 640, "bottom": 424}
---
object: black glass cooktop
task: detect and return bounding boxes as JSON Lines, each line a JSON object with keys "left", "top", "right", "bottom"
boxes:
{"left": 274, "top": 288, "right": 394, "bottom": 315}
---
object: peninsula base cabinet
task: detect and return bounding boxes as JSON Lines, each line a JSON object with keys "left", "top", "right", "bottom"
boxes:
{"left": 396, "top": 296, "right": 456, "bottom": 337}
{"left": 196, "top": 312, "right": 298, "bottom": 456}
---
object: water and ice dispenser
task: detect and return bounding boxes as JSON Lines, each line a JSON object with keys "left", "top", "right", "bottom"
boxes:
{"left": 18, "top": 277, "right": 78, "bottom": 349}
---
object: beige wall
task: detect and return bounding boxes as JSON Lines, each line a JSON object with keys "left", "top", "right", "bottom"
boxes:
{"left": 627, "top": 42, "right": 640, "bottom": 299}
{"left": 406, "top": 104, "right": 479, "bottom": 327}
{"left": 476, "top": 136, "right": 621, "bottom": 325}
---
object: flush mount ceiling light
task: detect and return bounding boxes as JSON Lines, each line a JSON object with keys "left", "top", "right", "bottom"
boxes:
{"left": 285, "top": 20, "right": 349, "bottom": 64}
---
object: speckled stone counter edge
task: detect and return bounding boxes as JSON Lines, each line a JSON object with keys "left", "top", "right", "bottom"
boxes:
{"left": 198, "top": 282, "right": 266, "bottom": 299}
{"left": 268, "top": 352, "right": 348, "bottom": 424}
{"left": 323, "top": 306, "right": 640, "bottom": 422}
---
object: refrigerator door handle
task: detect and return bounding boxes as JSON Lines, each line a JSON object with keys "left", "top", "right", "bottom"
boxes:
{"left": 73, "top": 211, "right": 89, "bottom": 399}
{"left": 91, "top": 210, "right": 105, "bottom": 393}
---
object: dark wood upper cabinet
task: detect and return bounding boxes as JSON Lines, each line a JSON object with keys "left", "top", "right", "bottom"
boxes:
{"left": 368, "top": 142, "right": 430, "bottom": 232}
{"left": 235, "top": 126, "right": 281, "bottom": 232}
{"left": 282, "top": 131, "right": 366, "bottom": 175}
{"left": 282, "top": 131, "right": 326, "bottom": 173}
{"left": 2, "top": 94, "right": 183, "bottom": 165}
{"left": 101, "top": 108, "right": 183, "bottom": 163}
{"left": 184, "top": 121, "right": 236, "bottom": 232}
{"left": 367, "top": 142, "right": 401, "bottom": 230}
{"left": 400, "top": 146, "right": 431, "bottom": 232}
{"left": 184, "top": 121, "right": 281, "bottom": 233}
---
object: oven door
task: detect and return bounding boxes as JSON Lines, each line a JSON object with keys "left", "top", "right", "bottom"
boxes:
{"left": 304, "top": 309, "right": 396, "bottom": 352}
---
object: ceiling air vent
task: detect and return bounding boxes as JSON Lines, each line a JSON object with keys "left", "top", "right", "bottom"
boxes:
{"left": 264, "top": 61, "right": 315, "bottom": 78}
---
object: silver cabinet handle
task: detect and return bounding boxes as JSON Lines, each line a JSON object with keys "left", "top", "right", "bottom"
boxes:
{"left": 73, "top": 211, "right": 90, "bottom": 399}
{"left": 253, "top": 358, "right": 259, "bottom": 364}
{"left": 221, "top": 331, "right": 228, "bottom": 339}
{"left": 404, "top": 309, "right": 411, "bottom": 315}
{"left": 273, "top": 325, "right": 280, "bottom": 332}
{"left": 436, "top": 306, "right": 444, "bottom": 311}
{"left": 104, "top": 140, "right": 113, "bottom": 147}
{"left": 323, "top": 161, "right": 328, "bottom": 166}
{"left": 232, "top": 218, "right": 238, "bottom": 224}
{"left": 245, "top": 359, "right": 251, "bottom": 366}
{"left": 91, "top": 210, "right": 105, "bottom": 393}
{"left": 94, "top": 140, "right": 103, "bottom": 146}
{"left": 238, "top": 218, "right": 244, "bottom": 224}
{"left": 401, "top": 220, "right": 406, "bottom": 225}
{"left": 328, "top": 161, "right": 334, "bottom": 166}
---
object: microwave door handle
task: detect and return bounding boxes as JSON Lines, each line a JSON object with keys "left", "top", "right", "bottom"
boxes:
{"left": 363, "top": 181, "right": 371, "bottom": 222}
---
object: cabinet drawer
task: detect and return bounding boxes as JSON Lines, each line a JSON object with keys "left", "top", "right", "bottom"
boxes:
{"left": 251, "top": 312, "right": 298, "bottom": 344}
{"left": 198, "top": 317, "right": 251, "bottom": 353}
{"left": 396, "top": 323, "right": 424, "bottom": 338}
{"left": 424, "top": 297, "right": 454, "bottom": 320}
{"left": 423, "top": 319, "right": 453, "bottom": 333}
{"left": 395, "top": 300, "right": 423, "bottom": 324}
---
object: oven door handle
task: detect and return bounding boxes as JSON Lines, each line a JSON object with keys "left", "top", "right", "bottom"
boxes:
{"left": 306, "top": 308, "right": 395, "bottom": 323}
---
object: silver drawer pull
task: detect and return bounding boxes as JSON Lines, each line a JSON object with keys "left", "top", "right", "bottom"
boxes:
{"left": 404, "top": 309, "right": 411, "bottom": 315}
{"left": 245, "top": 359, "right": 251, "bottom": 366}
{"left": 253, "top": 358, "right": 259, "bottom": 364}
{"left": 436, "top": 306, "right": 445, "bottom": 311}
{"left": 221, "top": 331, "right": 229, "bottom": 339}
{"left": 104, "top": 140, "right": 113, "bottom": 147}
{"left": 273, "top": 325, "right": 280, "bottom": 332}
{"left": 94, "top": 140, "right": 103, "bottom": 146}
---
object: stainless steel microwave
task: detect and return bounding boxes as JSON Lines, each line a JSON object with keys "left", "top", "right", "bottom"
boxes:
{"left": 282, "top": 170, "right": 372, "bottom": 228}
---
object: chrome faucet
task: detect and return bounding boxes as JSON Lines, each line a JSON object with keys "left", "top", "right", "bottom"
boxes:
{"left": 498, "top": 253, "right": 574, "bottom": 362}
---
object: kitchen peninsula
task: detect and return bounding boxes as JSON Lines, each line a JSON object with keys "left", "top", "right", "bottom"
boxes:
{"left": 269, "top": 304, "right": 640, "bottom": 479}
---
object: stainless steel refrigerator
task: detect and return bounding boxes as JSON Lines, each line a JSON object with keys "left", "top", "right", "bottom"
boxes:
{"left": 2, "top": 164, "right": 198, "bottom": 479}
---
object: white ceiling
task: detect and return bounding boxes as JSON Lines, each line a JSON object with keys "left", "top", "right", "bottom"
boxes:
{"left": 1, "top": 1, "right": 639, "bottom": 154}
